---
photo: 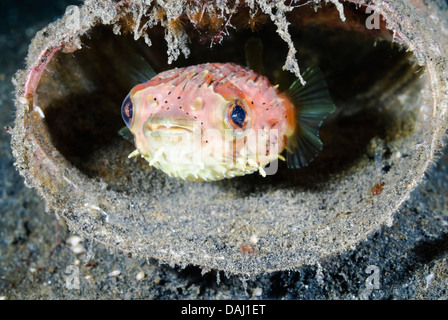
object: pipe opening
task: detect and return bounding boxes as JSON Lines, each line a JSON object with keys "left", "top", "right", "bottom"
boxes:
{"left": 37, "top": 3, "right": 423, "bottom": 197}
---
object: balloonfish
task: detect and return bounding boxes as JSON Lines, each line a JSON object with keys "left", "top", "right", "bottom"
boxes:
{"left": 121, "top": 62, "right": 335, "bottom": 181}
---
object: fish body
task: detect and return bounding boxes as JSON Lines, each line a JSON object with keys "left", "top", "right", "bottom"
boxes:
{"left": 122, "top": 62, "right": 335, "bottom": 181}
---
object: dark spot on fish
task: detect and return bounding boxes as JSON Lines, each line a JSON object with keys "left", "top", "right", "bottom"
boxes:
{"left": 165, "top": 100, "right": 168, "bottom": 103}
{"left": 168, "top": 91, "right": 171, "bottom": 95}
{"left": 269, "top": 120, "right": 279, "bottom": 127}
{"left": 177, "top": 96, "right": 181, "bottom": 99}
{"left": 251, "top": 101, "right": 254, "bottom": 105}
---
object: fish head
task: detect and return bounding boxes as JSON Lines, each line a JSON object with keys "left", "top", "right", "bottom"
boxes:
{"left": 122, "top": 64, "right": 292, "bottom": 181}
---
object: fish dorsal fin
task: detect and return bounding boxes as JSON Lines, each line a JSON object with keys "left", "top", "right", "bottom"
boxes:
{"left": 112, "top": 39, "right": 157, "bottom": 87}
{"left": 285, "top": 67, "right": 336, "bottom": 169}
{"left": 129, "top": 56, "right": 157, "bottom": 84}
{"left": 244, "top": 37, "right": 265, "bottom": 75}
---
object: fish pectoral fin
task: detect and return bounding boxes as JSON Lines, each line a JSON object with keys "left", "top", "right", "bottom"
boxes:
{"left": 118, "top": 126, "right": 135, "bottom": 143}
{"left": 285, "top": 67, "right": 336, "bottom": 169}
{"left": 244, "top": 37, "right": 265, "bottom": 75}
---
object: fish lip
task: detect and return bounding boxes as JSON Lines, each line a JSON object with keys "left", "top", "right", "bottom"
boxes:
{"left": 147, "top": 124, "right": 194, "bottom": 133}
{"left": 145, "top": 117, "right": 196, "bottom": 134}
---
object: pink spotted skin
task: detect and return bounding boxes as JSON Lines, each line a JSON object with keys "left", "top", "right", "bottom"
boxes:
{"left": 127, "top": 62, "right": 296, "bottom": 181}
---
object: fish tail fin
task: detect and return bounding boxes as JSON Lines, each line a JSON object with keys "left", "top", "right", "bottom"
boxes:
{"left": 285, "top": 67, "right": 336, "bottom": 169}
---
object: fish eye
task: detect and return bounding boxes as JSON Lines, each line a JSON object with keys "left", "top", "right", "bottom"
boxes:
{"left": 121, "top": 93, "right": 133, "bottom": 128}
{"left": 226, "top": 99, "right": 249, "bottom": 132}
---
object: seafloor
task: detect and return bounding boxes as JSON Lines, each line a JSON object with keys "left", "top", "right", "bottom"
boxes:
{"left": 0, "top": 0, "right": 447, "bottom": 299}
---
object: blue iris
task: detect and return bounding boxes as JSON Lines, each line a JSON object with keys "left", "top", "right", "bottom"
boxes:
{"left": 121, "top": 94, "right": 133, "bottom": 127}
{"left": 230, "top": 103, "right": 246, "bottom": 128}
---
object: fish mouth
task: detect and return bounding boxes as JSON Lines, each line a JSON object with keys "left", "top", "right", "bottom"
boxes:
{"left": 145, "top": 118, "right": 196, "bottom": 134}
